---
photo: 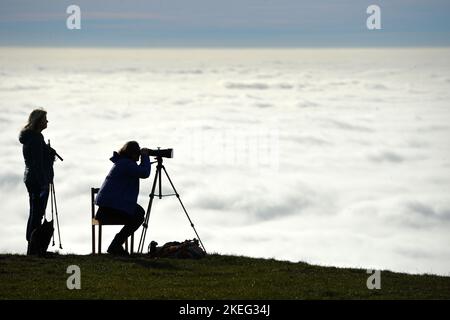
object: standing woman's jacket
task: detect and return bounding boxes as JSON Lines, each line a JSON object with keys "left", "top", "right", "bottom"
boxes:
{"left": 19, "top": 129, "right": 55, "bottom": 190}
{"left": 95, "top": 152, "right": 151, "bottom": 216}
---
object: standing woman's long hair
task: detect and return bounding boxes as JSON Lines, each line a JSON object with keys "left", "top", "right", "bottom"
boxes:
{"left": 22, "top": 108, "right": 47, "bottom": 132}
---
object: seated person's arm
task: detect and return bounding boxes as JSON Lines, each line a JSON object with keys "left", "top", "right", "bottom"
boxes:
{"left": 123, "top": 149, "right": 151, "bottom": 178}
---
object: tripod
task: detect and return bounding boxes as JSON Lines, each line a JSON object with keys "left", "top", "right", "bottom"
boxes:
{"left": 137, "top": 156, "right": 206, "bottom": 254}
{"left": 47, "top": 140, "right": 63, "bottom": 249}
{"left": 49, "top": 181, "right": 63, "bottom": 249}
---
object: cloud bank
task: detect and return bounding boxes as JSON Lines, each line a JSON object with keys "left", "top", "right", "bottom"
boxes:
{"left": 1, "top": 48, "right": 450, "bottom": 276}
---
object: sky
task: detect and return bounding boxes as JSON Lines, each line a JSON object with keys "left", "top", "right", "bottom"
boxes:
{"left": 0, "top": 0, "right": 450, "bottom": 47}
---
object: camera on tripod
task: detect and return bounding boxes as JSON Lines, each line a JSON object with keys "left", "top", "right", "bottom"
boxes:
{"left": 148, "top": 148, "right": 173, "bottom": 159}
{"left": 138, "top": 146, "right": 206, "bottom": 254}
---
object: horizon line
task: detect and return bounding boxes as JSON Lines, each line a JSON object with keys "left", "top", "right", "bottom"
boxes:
{"left": 2, "top": 45, "right": 450, "bottom": 50}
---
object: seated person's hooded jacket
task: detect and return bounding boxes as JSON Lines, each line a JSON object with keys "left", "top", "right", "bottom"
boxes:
{"left": 96, "top": 152, "right": 150, "bottom": 216}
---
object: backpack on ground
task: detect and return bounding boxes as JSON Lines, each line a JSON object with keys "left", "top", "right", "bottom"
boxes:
{"left": 148, "top": 238, "right": 206, "bottom": 259}
{"left": 28, "top": 219, "right": 54, "bottom": 256}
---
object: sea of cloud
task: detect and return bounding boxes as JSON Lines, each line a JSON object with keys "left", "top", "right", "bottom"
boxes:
{"left": 1, "top": 48, "right": 449, "bottom": 275}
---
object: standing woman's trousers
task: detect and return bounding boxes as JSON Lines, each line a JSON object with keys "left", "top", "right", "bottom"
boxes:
{"left": 25, "top": 184, "right": 49, "bottom": 241}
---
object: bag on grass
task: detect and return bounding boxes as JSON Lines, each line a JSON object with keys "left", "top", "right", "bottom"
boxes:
{"left": 29, "top": 219, "right": 54, "bottom": 256}
{"left": 148, "top": 238, "right": 206, "bottom": 259}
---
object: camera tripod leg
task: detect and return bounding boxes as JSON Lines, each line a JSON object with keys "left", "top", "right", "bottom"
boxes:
{"left": 138, "top": 164, "right": 160, "bottom": 253}
{"left": 51, "top": 182, "right": 63, "bottom": 249}
{"left": 50, "top": 183, "right": 55, "bottom": 246}
{"left": 162, "top": 166, "right": 207, "bottom": 254}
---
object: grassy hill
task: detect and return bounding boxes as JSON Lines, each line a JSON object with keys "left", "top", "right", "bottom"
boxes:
{"left": 0, "top": 253, "right": 449, "bottom": 299}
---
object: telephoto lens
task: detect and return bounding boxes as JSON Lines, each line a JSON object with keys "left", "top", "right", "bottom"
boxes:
{"left": 148, "top": 148, "right": 173, "bottom": 158}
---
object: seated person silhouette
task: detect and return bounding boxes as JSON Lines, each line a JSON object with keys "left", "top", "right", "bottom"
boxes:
{"left": 95, "top": 141, "right": 151, "bottom": 255}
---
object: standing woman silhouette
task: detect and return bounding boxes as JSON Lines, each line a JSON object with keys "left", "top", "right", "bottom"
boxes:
{"left": 19, "top": 108, "right": 56, "bottom": 254}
